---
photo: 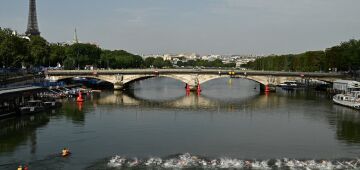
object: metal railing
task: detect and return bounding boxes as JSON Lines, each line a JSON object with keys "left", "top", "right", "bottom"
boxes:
{"left": 47, "top": 69, "right": 347, "bottom": 78}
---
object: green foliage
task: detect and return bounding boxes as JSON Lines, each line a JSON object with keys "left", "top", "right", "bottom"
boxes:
{"left": 49, "top": 43, "right": 66, "bottom": 66}
{"left": 63, "top": 57, "right": 75, "bottom": 70}
{"left": 0, "top": 28, "right": 143, "bottom": 69}
{"left": 245, "top": 39, "right": 360, "bottom": 72}
{"left": 99, "top": 50, "right": 143, "bottom": 69}
{"left": 152, "top": 57, "right": 165, "bottom": 68}
{"left": 29, "top": 36, "right": 50, "bottom": 66}
{"left": 142, "top": 57, "right": 172, "bottom": 68}
{"left": 144, "top": 57, "right": 155, "bottom": 67}
{"left": 0, "top": 29, "right": 29, "bottom": 68}
{"left": 65, "top": 43, "right": 101, "bottom": 68}
{"left": 1, "top": 27, "right": 359, "bottom": 71}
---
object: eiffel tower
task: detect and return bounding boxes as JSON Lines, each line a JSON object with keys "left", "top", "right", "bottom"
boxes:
{"left": 25, "top": 0, "right": 40, "bottom": 36}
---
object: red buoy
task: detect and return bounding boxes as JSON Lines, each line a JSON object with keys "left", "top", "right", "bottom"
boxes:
{"left": 186, "top": 84, "right": 190, "bottom": 91}
{"left": 77, "top": 92, "right": 84, "bottom": 102}
{"left": 185, "top": 84, "right": 190, "bottom": 96}
{"left": 197, "top": 83, "right": 202, "bottom": 93}
{"left": 265, "top": 84, "right": 270, "bottom": 93}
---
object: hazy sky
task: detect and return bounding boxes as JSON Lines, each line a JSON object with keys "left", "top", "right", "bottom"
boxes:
{"left": 1, "top": 0, "right": 360, "bottom": 55}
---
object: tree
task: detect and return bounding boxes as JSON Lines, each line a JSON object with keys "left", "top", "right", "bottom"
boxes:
{"left": 152, "top": 57, "right": 165, "bottom": 68}
{"left": 99, "top": 50, "right": 144, "bottom": 69}
{"left": 0, "top": 34, "right": 29, "bottom": 68}
{"left": 0, "top": 36, "right": 18, "bottom": 68}
{"left": 164, "top": 60, "right": 172, "bottom": 68}
{"left": 144, "top": 57, "right": 155, "bottom": 68}
{"left": 177, "top": 60, "right": 184, "bottom": 67}
{"left": 65, "top": 43, "right": 101, "bottom": 69}
{"left": 63, "top": 57, "right": 75, "bottom": 70}
{"left": 49, "top": 43, "right": 66, "bottom": 67}
{"left": 29, "top": 36, "right": 50, "bottom": 67}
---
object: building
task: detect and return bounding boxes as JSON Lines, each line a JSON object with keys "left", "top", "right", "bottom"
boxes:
{"left": 235, "top": 58, "right": 256, "bottom": 67}
{"left": 163, "top": 54, "right": 173, "bottom": 61}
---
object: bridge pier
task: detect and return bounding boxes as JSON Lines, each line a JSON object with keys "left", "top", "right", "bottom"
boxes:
{"left": 113, "top": 82, "right": 124, "bottom": 90}
{"left": 260, "top": 84, "right": 276, "bottom": 93}
{"left": 188, "top": 85, "right": 199, "bottom": 91}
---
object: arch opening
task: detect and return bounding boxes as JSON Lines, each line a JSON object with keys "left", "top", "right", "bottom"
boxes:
{"left": 52, "top": 76, "right": 114, "bottom": 89}
{"left": 200, "top": 76, "right": 264, "bottom": 86}
{"left": 123, "top": 75, "right": 190, "bottom": 87}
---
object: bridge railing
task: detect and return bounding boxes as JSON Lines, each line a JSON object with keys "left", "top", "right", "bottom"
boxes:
{"left": 46, "top": 69, "right": 347, "bottom": 78}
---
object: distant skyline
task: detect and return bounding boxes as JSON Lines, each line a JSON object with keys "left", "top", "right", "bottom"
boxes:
{"left": 1, "top": 0, "right": 360, "bottom": 55}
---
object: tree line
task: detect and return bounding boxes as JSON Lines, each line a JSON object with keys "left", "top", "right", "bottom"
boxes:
{"left": 245, "top": 39, "right": 360, "bottom": 72}
{"left": 0, "top": 28, "right": 144, "bottom": 70}
{"left": 0, "top": 28, "right": 236, "bottom": 70}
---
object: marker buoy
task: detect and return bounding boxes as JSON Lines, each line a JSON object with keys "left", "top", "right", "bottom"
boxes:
{"left": 186, "top": 85, "right": 190, "bottom": 96}
{"left": 186, "top": 84, "right": 190, "bottom": 92}
{"left": 77, "top": 92, "right": 84, "bottom": 102}
{"left": 265, "top": 84, "right": 270, "bottom": 93}
{"left": 197, "top": 83, "right": 202, "bottom": 96}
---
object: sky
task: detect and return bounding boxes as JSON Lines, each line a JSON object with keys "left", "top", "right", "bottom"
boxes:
{"left": 1, "top": 0, "right": 360, "bottom": 55}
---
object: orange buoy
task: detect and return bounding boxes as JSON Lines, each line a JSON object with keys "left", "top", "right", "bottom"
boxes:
{"left": 77, "top": 101, "right": 83, "bottom": 111}
{"left": 76, "top": 92, "right": 84, "bottom": 102}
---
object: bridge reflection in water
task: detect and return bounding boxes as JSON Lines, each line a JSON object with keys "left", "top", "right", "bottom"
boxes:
{"left": 91, "top": 90, "right": 288, "bottom": 112}
{"left": 76, "top": 89, "right": 360, "bottom": 146}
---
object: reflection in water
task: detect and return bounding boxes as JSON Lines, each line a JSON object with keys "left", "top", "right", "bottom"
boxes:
{"left": 331, "top": 105, "right": 360, "bottom": 144}
{"left": 0, "top": 112, "right": 52, "bottom": 154}
{"left": 96, "top": 77, "right": 264, "bottom": 111}
{"left": 92, "top": 78, "right": 360, "bottom": 147}
{"left": 97, "top": 91, "right": 261, "bottom": 111}
{"left": 62, "top": 103, "right": 85, "bottom": 123}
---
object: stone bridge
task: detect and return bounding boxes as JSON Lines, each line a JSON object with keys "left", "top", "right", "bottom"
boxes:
{"left": 46, "top": 69, "right": 348, "bottom": 91}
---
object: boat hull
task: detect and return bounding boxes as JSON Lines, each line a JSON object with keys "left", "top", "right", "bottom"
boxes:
{"left": 19, "top": 107, "right": 45, "bottom": 115}
{"left": 333, "top": 98, "right": 360, "bottom": 110}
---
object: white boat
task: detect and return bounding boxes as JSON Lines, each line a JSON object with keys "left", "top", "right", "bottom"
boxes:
{"left": 43, "top": 100, "right": 62, "bottom": 109}
{"left": 279, "top": 81, "right": 299, "bottom": 90}
{"left": 20, "top": 100, "right": 45, "bottom": 115}
{"left": 333, "top": 91, "right": 360, "bottom": 109}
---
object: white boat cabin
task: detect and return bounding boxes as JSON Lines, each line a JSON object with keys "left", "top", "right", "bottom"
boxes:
{"left": 333, "top": 80, "right": 360, "bottom": 93}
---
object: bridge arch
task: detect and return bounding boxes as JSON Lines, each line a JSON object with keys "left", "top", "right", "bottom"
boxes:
{"left": 48, "top": 74, "right": 270, "bottom": 91}
{"left": 199, "top": 75, "right": 267, "bottom": 86}
{"left": 47, "top": 75, "right": 117, "bottom": 85}
{"left": 121, "top": 74, "right": 198, "bottom": 87}
{"left": 122, "top": 75, "right": 156, "bottom": 86}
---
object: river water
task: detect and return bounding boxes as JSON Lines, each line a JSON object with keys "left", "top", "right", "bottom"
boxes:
{"left": 1, "top": 77, "right": 360, "bottom": 170}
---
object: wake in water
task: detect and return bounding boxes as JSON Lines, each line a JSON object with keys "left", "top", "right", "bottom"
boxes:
{"left": 106, "top": 153, "right": 360, "bottom": 169}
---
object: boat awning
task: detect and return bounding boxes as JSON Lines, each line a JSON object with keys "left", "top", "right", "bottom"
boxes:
{"left": 0, "top": 86, "right": 46, "bottom": 101}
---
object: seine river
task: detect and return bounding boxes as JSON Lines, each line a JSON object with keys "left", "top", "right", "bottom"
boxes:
{"left": 1, "top": 77, "right": 360, "bottom": 169}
